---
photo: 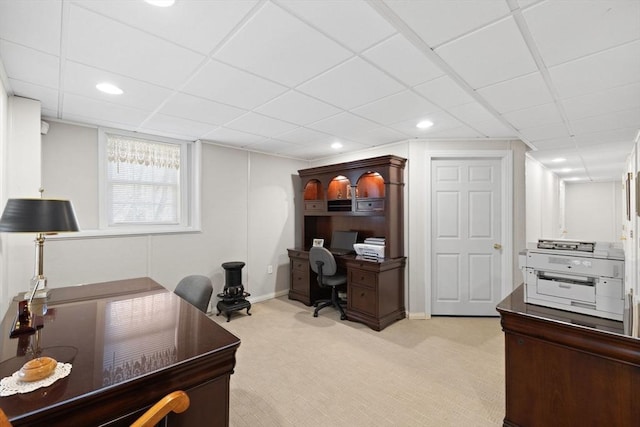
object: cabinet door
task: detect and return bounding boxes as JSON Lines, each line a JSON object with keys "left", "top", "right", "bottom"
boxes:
{"left": 348, "top": 283, "right": 376, "bottom": 317}
{"left": 504, "top": 332, "right": 637, "bottom": 427}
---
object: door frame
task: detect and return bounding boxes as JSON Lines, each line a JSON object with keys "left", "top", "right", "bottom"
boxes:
{"left": 425, "top": 150, "right": 513, "bottom": 316}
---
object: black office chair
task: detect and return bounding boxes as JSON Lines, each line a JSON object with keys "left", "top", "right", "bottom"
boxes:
{"left": 309, "top": 246, "right": 347, "bottom": 320}
{"left": 174, "top": 275, "right": 213, "bottom": 313}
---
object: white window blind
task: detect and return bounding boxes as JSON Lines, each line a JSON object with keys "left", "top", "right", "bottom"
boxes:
{"left": 106, "top": 134, "right": 181, "bottom": 225}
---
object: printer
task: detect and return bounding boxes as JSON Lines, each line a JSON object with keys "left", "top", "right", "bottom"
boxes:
{"left": 519, "top": 239, "right": 625, "bottom": 321}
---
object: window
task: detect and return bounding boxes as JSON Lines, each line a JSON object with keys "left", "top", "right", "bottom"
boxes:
{"left": 99, "top": 129, "right": 200, "bottom": 235}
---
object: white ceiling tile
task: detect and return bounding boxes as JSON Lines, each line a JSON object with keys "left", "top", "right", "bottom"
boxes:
{"left": 502, "top": 103, "right": 563, "bottom": 130}
{"left": 524, "top": 0, "right": 640, "bottom": 67}
{"left": 362, "top": 34, "right": 445, "bottom": 86}
{"left": 352, "top": 90, "right": 439, "bottom": 126}
{"left": 298, "top": 57, "right": 405, "bottom": 110}
{"left": 355, "top": 127, "right": 408, "bottom": 146}
{"left": 142, "top": 113, "right": 219, "bottom": 140}
{"left": 160, "top": 93, "right": 246, "bottom": 126}
{"left": 435, "top": 17, "right": 538, "bottom": 89}
{"left": 519, "top": 122, "right": 570, "bottom": 142}
{"left": 390, "top": 110, "right": 464, "bottom": 137}
{"left": 215, "top": 2, "right": 351, "bottom": 87}
{"left": 244, "top": 138, "right": 301, "bottom": 155}
{"left": 62, "top": 93, "right": 149, "bottom": 128}
{"left": 527, "top": 137, "right": 575, "bottom": 150}
{"left": 570, "top": 108, "right": 640, "bottom": 136}
{"left": 276, "top": 127, "right": 334, "bottom": 145}
{"left": 472, "top": 118, "right": 517, "bottom": 138}
{"left": 202, "top": 127, "right": 267, "bottom": 147}
{"left": 549, "top": 41, "right": 640, "bottom": 99}
{"left": 255, "top": 90, "right": 341, "bottom": 125}
{"left": 383, "top": 0, "right": 510, "bottom": 47}
{"left": 225, "top": 112, "right": 299, "bottom": 138}
{"left": 575, "top": 128, "right": 640, "bottom": 147}
{"left": 77, "top": 0, "right": 258, "bottom": 54}
{"left": 66, "top": 4, "right": 205, "bottom": 88}
{"left": 307, "top": 112, "right": 381, "bottom": 143}
{"left": 426, "top": 125, "right": 484, "bottom": 139}
{"left": 183, "top": 60, "right": 288, "bottom": 110}
{"left": 0, "top": 0, "right": 61, "bottom": 55}
{"left": 477, "top": 72, "right": 554, "bottom": 113}
{"left": 63, "top": 61, "right": 172, "bottom": 111}
{"left": 562, "top": 83, "right": 640, "bottom": 121}
{"left": 413, "top": 75, "right": 475, "bottom": 109}
{"left": 0, "top": 42, "right": 59, "bottom": 89}
{"left": 447, "top": 102, "right": 496, "bottom": 126}
{"left": 9, "top": 79, "right": 59, "bottom": 113}
{"left": 278, "top": 0, "right": 396, "bottom": 52}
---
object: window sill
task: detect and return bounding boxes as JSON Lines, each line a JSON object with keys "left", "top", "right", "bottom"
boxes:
{"left": 47, "top": 226, "right": 202, "bottom": 240}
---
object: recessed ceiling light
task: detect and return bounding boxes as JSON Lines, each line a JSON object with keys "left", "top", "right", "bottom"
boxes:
{"left": 551, "top": 157, "right": 566, "bottom": 163}
{"left": 560, "top": 168, "right": 572, "bottom": 173}
{"left": 96, "top": 82, "right": 123, "bottom": 95}
{"left": 416, "top": 120, "right": 434, "bottom": 129}
{"left": 565, "top": 177, "right": 581, "bottom": 181}
{"left": 331, "top": 142, "right": 343, "bottom": 149}
{"left": 145, "top": 0, "right": 175, "bottom": 7}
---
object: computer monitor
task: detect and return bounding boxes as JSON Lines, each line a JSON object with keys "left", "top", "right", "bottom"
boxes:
{"left": 329, "top": 230, "right": 358, "bottom": 255}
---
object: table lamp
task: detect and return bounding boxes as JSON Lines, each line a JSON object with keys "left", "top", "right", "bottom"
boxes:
{"left": 0, "top": 197, "right": 79, "bottom": 299}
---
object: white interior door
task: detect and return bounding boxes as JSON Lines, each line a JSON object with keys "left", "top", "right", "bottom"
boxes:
{"left": 431, "top": 158, "right": 503, "bottom": 316}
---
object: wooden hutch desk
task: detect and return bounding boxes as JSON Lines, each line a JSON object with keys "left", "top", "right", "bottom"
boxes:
{"left": 0, "top": 277, "right": 240, "bottom": 426}
{"left": 288, "top": 155, "right": 406, "bottom": 331}
{"left": 496, "top": 285, "right": 640, "bottom": 427}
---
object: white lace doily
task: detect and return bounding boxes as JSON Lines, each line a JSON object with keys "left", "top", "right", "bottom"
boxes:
{"left": 0, "top": 362, "right": 72, "bottom": 397}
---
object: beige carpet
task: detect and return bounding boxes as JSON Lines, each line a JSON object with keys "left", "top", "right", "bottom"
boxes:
{"left": 210, "top": 297, "right": 505, "bottom": 427}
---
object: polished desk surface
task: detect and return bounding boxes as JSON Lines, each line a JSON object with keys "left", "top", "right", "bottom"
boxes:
{"left": 0, "top": 277, "right": 240, "bottom": 426}
{"left": 497, "top": 284, "right": 625, "bottom": 336}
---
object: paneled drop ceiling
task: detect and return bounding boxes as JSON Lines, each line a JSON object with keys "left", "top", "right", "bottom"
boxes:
{"left": 0, "top": 0, "right": 638, "bottom": 181}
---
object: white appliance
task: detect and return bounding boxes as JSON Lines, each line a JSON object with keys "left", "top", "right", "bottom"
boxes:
{"left": 519, "top": 239, "right": 625, "bottom": 321}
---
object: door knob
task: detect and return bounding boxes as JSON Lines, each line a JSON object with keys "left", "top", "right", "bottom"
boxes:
{"left": 493, "top": 243, "right": 502, "bottom": 250}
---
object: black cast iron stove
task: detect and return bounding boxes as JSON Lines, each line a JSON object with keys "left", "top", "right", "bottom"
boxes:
{"left": 216, "top": 261, "right": 251, "bottom": 322}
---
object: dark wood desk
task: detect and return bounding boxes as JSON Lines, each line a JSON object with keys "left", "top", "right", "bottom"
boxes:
{"left": 497, "top": 285, "right": 640, "bottom": 427}
{"left": 0, "top": 277, "right": 240, "bottom": 426}
{"left": 288, "top": 248, "right": 406, "bottom": 331}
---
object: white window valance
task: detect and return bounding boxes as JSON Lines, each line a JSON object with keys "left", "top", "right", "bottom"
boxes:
{"left": 107, "top": 134, "right": 180, "bottom": 170}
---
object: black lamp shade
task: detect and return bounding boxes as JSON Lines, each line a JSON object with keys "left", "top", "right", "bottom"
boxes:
{"left": 0, "top": 199, "right": 80, "bottom": 233}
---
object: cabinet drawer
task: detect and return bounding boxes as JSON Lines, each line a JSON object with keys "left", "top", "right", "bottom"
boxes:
{"left": 304, "top": 201, "right": 324, "bottom": 211}
{"left": 356, "top": 198, "right": 384, "bottom": 212}
{"left": 349, "top": 284, "right": 376, "bottom": 316}
{"left": 349, "top": 269, "right": 377, "bottom": 287}
{"left": 291, "top": 270, "right": 309, "bottom": 293}
{"left": 291, "top": 258, "right": 307, "bottom": 272}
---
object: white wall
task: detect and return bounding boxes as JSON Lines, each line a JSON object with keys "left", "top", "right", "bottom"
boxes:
{"left": 0, "top": 78, "right": 7, "bottom": 316}
{"left": 525, "top": 156, "right": 563, "bottom": 243}
{"left": 1, "top": 97, "right": 42, "bottom": 312}
{"left": 564, "top": 181, "right": 622, "bottom": 242}
{"left": 35, "top": 121, "right": 307, "bottom": 310}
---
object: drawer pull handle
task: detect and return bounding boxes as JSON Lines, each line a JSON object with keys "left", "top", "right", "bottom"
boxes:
{"left": 360, "top": 276, "right": 365, "bottom": 280}
{"left": 368, "top": 203, "right": 372, "bottom": 207}
{"left": 361, "top": 292, "right": 365, "bottom": 297}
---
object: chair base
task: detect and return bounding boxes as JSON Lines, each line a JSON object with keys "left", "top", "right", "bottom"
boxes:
{"left": 313, "top": 288, "right": 347, "bottom": 320}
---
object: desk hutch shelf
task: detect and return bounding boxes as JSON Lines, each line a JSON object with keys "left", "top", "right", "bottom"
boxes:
{"left": 288, "top": 155, "right": 406, "bottom": 331}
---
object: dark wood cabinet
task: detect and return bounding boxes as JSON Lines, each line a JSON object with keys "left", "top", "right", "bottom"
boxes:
{"left": 288, "top": 155, "right": 407, "bottom": 331}
{"left": 346, "top": 257, "right": 406, "bottom": 331}
{"left": 497, "top": 285, "right": 640, "bottom": 427}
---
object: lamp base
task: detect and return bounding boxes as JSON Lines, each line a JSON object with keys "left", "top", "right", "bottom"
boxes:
{"left": 24, "top": 277, "right": 49, "bottom": 300}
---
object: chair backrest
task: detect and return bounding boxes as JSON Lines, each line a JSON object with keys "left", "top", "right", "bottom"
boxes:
{"left": 309, "top": 246, "right": 338, "bottom": 284}
{"left": 174, "top": 275, "right": 213, "bottom": 313}
{"left": 130, "top": 390, "right": 190, "bottom": 427}
{"left": 0, "top": 391, "right": 190, "bottom": 427}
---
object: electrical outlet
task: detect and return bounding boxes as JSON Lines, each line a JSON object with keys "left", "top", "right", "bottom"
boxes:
{"left": 267, "top": 265, "right": 273, "bottom": 274}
